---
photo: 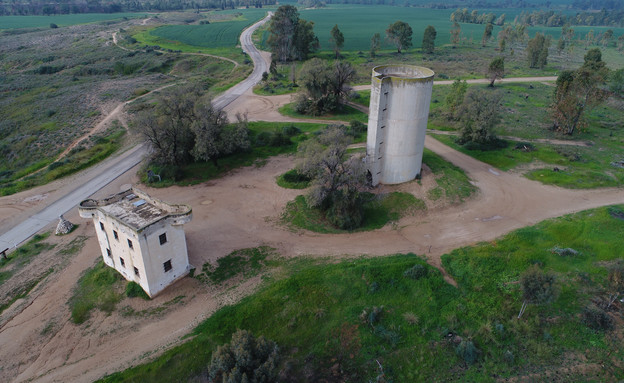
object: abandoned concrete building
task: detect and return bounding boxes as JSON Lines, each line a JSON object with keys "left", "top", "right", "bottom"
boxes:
{"left": 79, "top": 187, "right": 192, "bottom": 297}
{"left": 366, "top": 64, "right": 434, "bottom": 186}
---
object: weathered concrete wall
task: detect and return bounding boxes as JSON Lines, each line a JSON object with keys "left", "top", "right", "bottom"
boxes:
{"left": 366, "top": 65, "right": 434, "bottom": 185}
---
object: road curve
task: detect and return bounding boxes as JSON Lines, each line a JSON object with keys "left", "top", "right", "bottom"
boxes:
{"left": 0, "top": 12, "right": 273, "bottom": 250}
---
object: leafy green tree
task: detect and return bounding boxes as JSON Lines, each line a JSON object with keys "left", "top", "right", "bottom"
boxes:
{"left": 134, "top": 86, "right": 200, "bottom": 166}
{"left": 526, "top": 32, "right": 550, "bottom": 68}
{"left": 487, "top": 57, "right": 504, "bottom": 87}
{"left": 552, "top": 51, "right": 609, "bottom": 135}
{"left": 293, "top": 18, "right": 319, "bottom": 61}
{"left": 518, "top": 266, "right": 557, "bottom": 318}
{"left": 481, "top": 22, "right": 493, "bottom": 46}
{"left": 422, "top": 25, "right": 436, "bottom": 54}
{"left": 385, "top": 21, "right": 412, "bottom": 53}
{"left": 297, "top": 127, "right": 367, "bottom": 230}
{"left": 208, "top": 329, "right": 280, "bottom": 383}
{"left": 445, "top": 79, "right": 468, "bottom": 120}
{"left": 267, "top": 5, "right": 298, "bottom": 63}
{"left": 330, "top": 24, "right": 345, "bottom": 59}
{"left": 457, "top": 88, "right": 502, "bottom": 146}
{"left": 267, "top": 5, "right": 318, "bottom": 62}
{"left": 192, "top": 111, "right": 250, "bottom": 167}
{"left": 370, "top": 32, "right": 381, "bottom": 58}
{"left": 295, "top": 59, "right": 355, "bottom": 115}
{"left": 610, "top": 68, "right": 624, "bottom": 97}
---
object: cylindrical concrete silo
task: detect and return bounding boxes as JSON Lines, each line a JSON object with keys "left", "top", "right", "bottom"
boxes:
{"left": 366, "top": 65, "right": 434, "bottom": 186}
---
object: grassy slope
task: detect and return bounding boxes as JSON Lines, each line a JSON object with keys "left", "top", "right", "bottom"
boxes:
{"left": 99, "top": 205, "right": 624, "bottom": 382}
{"left": 0, "top": 13, "right": 147, "bottom": 29}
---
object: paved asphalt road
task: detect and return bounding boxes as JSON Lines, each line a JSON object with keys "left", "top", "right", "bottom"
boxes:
{"left": 0, "top": 13, "right": 272, "bottom": 251}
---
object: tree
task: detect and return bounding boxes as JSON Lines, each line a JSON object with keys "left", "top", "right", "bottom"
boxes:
{"left": 295, "top": 59, "right": 355, "bottom": 115}
{"left": 610, "top": 68, "right": 624, "bottom": 97}
{"left": 487, "top": 57, "right": 504, "bottom": 87}
{"left": 552, "top": 51, "right": 608, "bottom": 135}
{"left": 297, "top": 127, "right": 367, "bottom": 230}
{"left": 293, "top": 18, "right": 319, "bottom": 61}
{"left": 134, "top": 85, "right": 250, "bottom": 169}
{"left": 192, "top": 111, "right": 250, "bottom": 166}
{"left": 526, "top": 32, "right": 550, "bottom": 68}
{"left": 422, "top": 25, "right": 436, "bottom": 54}
{"left": 481, "top": 22, "right": 493, "bottom": 46}
{"left": 330, "top": 24, "right": 345, "bottom": 59}
{"left": 518, "top": 266, "right": 556, "bottom": 318}
{"left": 267, "top": 5, "right": 318, "bottom": 62}
{"left": 457, "top": 88, "right": 502, "bottom": 146}
{"left": 385, "top": 21, "right": 412, "bottom": 53}
{"left": 450, "top": 21, "right": 461, "bottom": 47}
{"left": 267, "top": 5, "right": 298, "bottom": 62}
{"left": 370, "top": 33, "right": 381, "bottom": 58}
{"left": 445, "top": 79, "right": 468, "bottom": 120}
{"left": 207, "top": 330, "right": 280, "bottom": 383}
{"left": 134, "top": 86, "right": 200, "bottom": 166}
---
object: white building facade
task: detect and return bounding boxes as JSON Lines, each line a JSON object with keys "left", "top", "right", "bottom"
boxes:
{"left": 79, "top": 187, "right": 192, "bottom": 298}
{"left": 366, "top": 65, "right": 435, "bottom": 186}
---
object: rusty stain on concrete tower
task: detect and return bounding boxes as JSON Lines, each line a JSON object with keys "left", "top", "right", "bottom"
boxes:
{"left": 366, "top": 65, "right": 434, "bottom": 186}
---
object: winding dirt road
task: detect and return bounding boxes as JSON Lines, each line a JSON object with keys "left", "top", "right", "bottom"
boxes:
{"left": 0, "top": 18, "right": 622, "bottom": 383}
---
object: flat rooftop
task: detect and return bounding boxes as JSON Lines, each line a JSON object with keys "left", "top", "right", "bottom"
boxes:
{"left": 79, "top": 188, "right": 191, "bottom": 231}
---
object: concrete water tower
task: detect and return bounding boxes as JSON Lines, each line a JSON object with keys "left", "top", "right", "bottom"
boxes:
{"left": 366, "top": 65, "right": 434, "bottom": 186}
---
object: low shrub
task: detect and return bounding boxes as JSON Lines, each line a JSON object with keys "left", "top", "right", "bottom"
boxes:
{"left": 125, "top": 282, "right": 150, "bottom": 300}
{"left": 404, "top": 264, "right": 428, "bottom": 280}
{"left": 582, "top": 305, "right": 613, "bottom": 331}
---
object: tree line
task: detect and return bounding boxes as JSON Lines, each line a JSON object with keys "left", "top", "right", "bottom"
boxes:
{"left": 0, "top": 0, "right": 275, "bottom": 16}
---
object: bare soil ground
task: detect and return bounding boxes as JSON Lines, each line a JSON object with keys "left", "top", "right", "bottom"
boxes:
{"left": 1, "top": 130, "right": 622, "bottom": 382}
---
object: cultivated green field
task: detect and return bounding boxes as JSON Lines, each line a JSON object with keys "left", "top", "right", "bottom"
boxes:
{"left": 146, "top": 8, "right": 268, "bottom": 49}
{"left": 98, "top": 205, "right": 624, "bottom": 382}
{"left": 0, "top": 13, "right": 147, "bottom": 29}
{"left": 256, "top": 5, "right": 624, "bottom": 52}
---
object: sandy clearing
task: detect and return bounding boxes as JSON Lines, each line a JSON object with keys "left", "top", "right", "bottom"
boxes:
{"left": 2, "top": 131, "right": 622, "bottom": 382}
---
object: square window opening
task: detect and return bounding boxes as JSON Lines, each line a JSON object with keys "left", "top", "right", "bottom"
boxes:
{"left": 113, "top": 230, "right": 119, "bottom": 240}
{"left": 120, "top": 257, "right": 125, "bottom": 267}
{"left": 106, "top": 248, "right": 112, "bottom": 257}
{"left": 134, "top": 267, "right": 139, "bottom": 277}
{"left": 159, "top": 233, "right": 168, "bottom": 245}
{"left": 100, "top": 222, "right": 105, "bottom": 231}
{"left": 163, "top": 260, "right": 172, "bottom": 272}
{"left": 128, "top": 239, "right": 133, "bottom": 249}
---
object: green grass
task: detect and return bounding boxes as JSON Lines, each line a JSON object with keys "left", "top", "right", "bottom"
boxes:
{"left": 98, "top": 205, "right": 624, "bottom": 382}
{"left": 0, "top": 127, "right": 127, "bottom": 196}
{"left": 276, "top": 169, "right": 311, "bottom": 189}
{"left": 282, "top": 192, "right": 426, "bottom": 234}
{"left": 196, "top": 246, "right": 277, "bottom": 284}
{"left": 423, "top": 148, "right": 477, "bottom": 203}
{"left": 0, "top": 13, "right": 147, "bottom": 29}
{"left": 137, "top": 9, "right": 268, "bottom": 51}
{"left": 0, "top": 232, "right": 54, "bottom": 269}
{"left": 68, "top": 259, "right": 124, "bottom": 324}
{"left": 279, "top": 102, "right": 368, "bottom": 123}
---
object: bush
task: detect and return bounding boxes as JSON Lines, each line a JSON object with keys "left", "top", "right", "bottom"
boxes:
{"left": 325, "top": 190, "right": 364, "bottom": 230}
{"left": 125, "top": 282, "right": 150, "bottom": 300}
{"left": 207, "top": 329, "right": 280, "bottom": 382}
{"left": 521, "top": 266, "right": 557, "bottom": 304}
{"left": 455, "top": 339, "right": 480, "bottom": 365}
{"left": 582, "top": 305, "right": 613, "bottom": 331}
{"left": 50, "top": 23, "right": 58, "bottom": 28}
{"left": 404, "top": 264, "right": 428, "bottom": 280}
{"left": 282, "top": 124, "right": 301, "bottom": 137}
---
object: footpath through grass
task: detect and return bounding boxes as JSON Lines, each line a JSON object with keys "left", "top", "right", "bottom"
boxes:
{"left": 99, "top": 205, "right": 624, "bottom": 382}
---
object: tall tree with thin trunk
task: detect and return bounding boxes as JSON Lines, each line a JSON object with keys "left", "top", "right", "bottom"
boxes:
{"left": 487, "top": 57, "right": 504, "bottom": 87}
{"left": 422, "top": 25, "right": 436, "bottom": 54}
{"left": 527, "top": 32, "right": 550, "bottom": 69}
{"left": 370, "top": 32, "right": 381, "bottom": 57}
{"left": 386, "top": 21, "right": 412, "bottom": 53}
{"left": 482, "top": 22, "right": 493, "bottom": 46}
{"left": 330, "top": 24, "right": 345, "bottom": 59}
{"left": 450, "top": 21, "right": 461, "bottom": 47}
